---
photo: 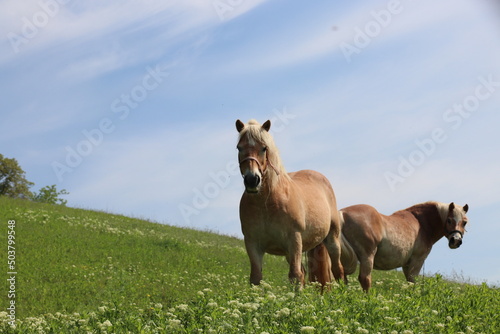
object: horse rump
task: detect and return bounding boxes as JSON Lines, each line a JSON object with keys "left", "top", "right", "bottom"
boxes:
{"left": 339, "top": 211, "right": 358, "bottom": 276}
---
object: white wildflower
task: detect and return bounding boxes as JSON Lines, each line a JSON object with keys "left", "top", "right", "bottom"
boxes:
{"left": 168, "top": 319, "right": 182, "bottom": 328}
{"left": 102, "top": 320, "right": 112, "bottom": 327}
{"left": 275, "top": 308, "right": 291, "bottom": 318}
{"left": 266, "top": 293, "right": 276, "bottom": 301}
{"left": 261, "top": 281, "right": 272, "bottom": 289}
{"left": 176, "top": 304, "right": 189, "bottom": 311}
{"left": 242, "top": 302, "right": 259, "bottom": 311}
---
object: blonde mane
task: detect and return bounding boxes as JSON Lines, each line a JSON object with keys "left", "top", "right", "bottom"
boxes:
{"left": 433, "top": 201, "right": 450, "bottom": 224}
{"left": 407, "top": 201, "right": 449, "bottom": 224}
{"left": 237, "top": 119, "right": 289, "bottom": 187}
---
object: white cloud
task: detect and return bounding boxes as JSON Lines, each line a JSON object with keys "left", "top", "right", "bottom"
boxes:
{"left": 58, "top": 50, "right": 129, "bottom": 80}
{"left": 0, "top": 0, "right": 270, "bottom": 66}
{"left": 210, "top": 0, "right": 499, "bottom": 79}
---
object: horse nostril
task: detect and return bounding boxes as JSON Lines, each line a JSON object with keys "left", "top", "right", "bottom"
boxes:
{"left": 244, "top": 174, "right": 261, "bottom": 189}
{"left": 448, "top": 236, "right": 462, "bottom": 249}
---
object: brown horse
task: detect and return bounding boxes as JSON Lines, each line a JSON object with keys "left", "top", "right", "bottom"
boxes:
{"left": 236, "top": 119, "right": 345, "bottom": 287}
{"left": 340, "top": 201, "right": 469, "bottom": 292}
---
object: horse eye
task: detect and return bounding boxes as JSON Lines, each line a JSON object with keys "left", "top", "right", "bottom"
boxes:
{"left": 463, "top": 220, "right": 468, "bottom": 226}
{"left": 262, "top": 146, "right": 267, "bottom": 153}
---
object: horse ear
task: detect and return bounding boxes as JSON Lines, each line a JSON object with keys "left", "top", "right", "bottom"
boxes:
{"left": 449, "top": 202, "right": 455, "bottom": 211}
{"left": 236, "top": 120, "right": 245, "bottom": 133}
{"left": 463, "top": 204, "right": 469, "bottom": 213}
{"left": 262, "top": 120, "right": 271, "bottom": 132}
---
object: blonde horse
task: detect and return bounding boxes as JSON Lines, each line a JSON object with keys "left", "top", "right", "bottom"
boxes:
{"left": 236, "top": 119, "right": 345, "bottom": 286}
{"left": 339, "top": 201, "right": 469, "bottom": 292}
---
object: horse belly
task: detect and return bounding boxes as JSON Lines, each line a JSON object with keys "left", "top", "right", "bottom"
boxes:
{"left": 373, "top": 238, "right": 414, "bottom": 270}
{"left": 262, "top": 224, "right": 328, "bottom": 255}
{"left": 245, "top": 221, "right": 327, "bottom": 257}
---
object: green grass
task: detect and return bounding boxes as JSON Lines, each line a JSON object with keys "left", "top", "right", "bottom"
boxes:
{"left": 1, "top": 196, "right": 499, "bottom": 333}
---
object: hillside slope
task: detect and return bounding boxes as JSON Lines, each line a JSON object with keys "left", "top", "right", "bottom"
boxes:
{"left": 1, "top": 197, "right": 499, "bottom": 333}
{"left": 0, "top": 197, "right": 289, "bottom": 316}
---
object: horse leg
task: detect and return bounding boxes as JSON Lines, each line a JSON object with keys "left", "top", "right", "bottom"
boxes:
{"left": 358, "top": 253, "right": 375, "bottom": 292}
{"left": 307, "top": 243, "right": 332, "bottom": 287}
{"left": 324, "top": 234, "right": 346, "bottom": 284}
{"left": 403, "top": 256, "right": 426, "bottom": 283}
{"left": 287, "top": 232, "right": 305, "bottom": 286}
{"left": 244, "top": 239, "right": 264, "bottom": 285}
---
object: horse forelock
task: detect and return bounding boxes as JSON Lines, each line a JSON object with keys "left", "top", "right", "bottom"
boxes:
{"left": 247, "top": 119, "right": 260, "bottom": 126}
{"left": 433, "top": 201, "right": 468, "bottom": 222}
{"left": 238, "top": 120, "right": 272, "bottom": 147}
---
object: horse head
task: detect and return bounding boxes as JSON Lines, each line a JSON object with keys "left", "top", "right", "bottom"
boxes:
{"left": 235, "top": 119, "right": 280, "bottom": 194}
{"left": 445, "top": 202, "right": 469, "bottom": 249}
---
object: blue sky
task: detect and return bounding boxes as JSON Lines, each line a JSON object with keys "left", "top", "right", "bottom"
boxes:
{"left": 1, "top": 0, "right": 500, "bottom": 284}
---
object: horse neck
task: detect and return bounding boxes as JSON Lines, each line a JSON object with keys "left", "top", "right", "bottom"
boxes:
{"left": 406, "top": 202, "right": 446, "bottom": 245}
{"left": 249, "top": 168, "right": 291, "bottom": 207}
{"left": 263, "top": 150, "right": 289, "bottom": 191}
{"left": 262, "top": 169, "right": 289, "bottom": 198}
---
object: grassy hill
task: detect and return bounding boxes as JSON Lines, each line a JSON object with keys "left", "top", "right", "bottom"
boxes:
{"left": 1, "top": 197, "right": 499, "bottom": 333}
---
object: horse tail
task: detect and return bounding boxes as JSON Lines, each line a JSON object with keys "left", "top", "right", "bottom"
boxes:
{"left": 339, "top": 211, "right": 358, "bottom": 275}
{"left": 307, "top": 243, "right": 332, "bottom": 287}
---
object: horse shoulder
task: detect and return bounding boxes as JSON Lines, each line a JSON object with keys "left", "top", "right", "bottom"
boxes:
{"left": 388, "top": 211, "right": 420, "bottom": 234}
{"left": 381, "top": 211, "right": 422, "bottom": 253}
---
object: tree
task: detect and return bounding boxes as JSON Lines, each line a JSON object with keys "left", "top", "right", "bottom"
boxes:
{"left": 32, "top": 184, "right": 69, "bottom": 206}
{"left": 0, "top": 154, "right": 34, "bottom": 199}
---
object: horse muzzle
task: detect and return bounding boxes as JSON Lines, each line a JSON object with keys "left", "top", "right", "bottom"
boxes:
{"left": 447, "top": 231, "right": 463, "bottom": 249}
{"left": 243, "top": 173, "right": 261, "bottom": 193}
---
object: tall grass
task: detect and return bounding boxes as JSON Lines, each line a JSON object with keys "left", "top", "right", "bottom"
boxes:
{"left": 1, "top": 197, "right": 499, "bottom": 333}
